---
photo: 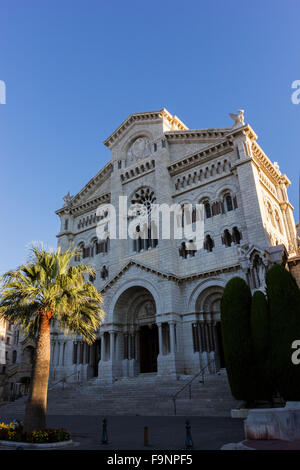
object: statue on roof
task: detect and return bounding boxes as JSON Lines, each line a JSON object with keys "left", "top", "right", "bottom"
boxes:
{"left": 63, "top": 191, "right": 73, "bottom": 206}
{"left": 229, "top": 109, "right": 245, "bottom": 128}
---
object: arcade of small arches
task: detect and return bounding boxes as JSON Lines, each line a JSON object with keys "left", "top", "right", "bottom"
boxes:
{"left": 74, "top": 237, "right": 110, "bottom": 262}
{"left": 178, "top": 226, "right": 242, "bottom": 258}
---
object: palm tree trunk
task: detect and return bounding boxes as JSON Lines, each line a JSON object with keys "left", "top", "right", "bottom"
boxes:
{"left": 24, "top": 314, "right": 51, "bottom": 433}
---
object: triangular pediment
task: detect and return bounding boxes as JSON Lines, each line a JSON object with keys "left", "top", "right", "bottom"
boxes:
{"left": 103, "top": 109, "right": 188, "bottom": 149}
{"left": 100, "top": 260, "right": 179, "bottom": 293}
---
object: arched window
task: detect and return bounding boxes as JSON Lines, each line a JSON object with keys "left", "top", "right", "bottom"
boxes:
{"left": 275, "top": 210, "right": 283, "bottom": 234}
{"left": 101, "top": 265, "right": 109, "bottom": 280}
{"left": 204, "top": 201, "right": 212, "bottom": 219}
{"left": 232, "top": 227, "right": 242, "bottom": 244}
{"left": 222, "top": 229, "right": 232, "bottom": 247}
{"left": 204, "top": 235, "right": 214, "bottom": 252}
{"left": 90, "top": 239, "right": 97, "bottom": 257}
{"left": 225, "top": 194, "right": 233, "bottom": 212}
{"left": 75, "top": 243, "right": 84, "bottom": 262}
{"left": 266, "top": 202, "right": 275, "bottom": 227}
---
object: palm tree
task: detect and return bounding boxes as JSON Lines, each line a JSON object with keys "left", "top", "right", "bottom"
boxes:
{"left": 0, "top": 245, "right": 105, "bottom": 433}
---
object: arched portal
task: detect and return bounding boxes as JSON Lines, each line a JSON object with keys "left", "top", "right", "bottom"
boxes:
{"left": 195, "top": 286, "right": 225, "bottom": 369}
{"left": 113, "top": 286, "right": 159, "bottom": 375}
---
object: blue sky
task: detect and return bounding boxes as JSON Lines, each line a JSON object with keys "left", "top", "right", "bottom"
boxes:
{"left": 1, "top": 0, "right": 299, "bottom": 273}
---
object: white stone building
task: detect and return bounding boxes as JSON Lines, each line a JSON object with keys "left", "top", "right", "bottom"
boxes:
{"left": 52, "top": 108, "right": 299, "bottom": 384}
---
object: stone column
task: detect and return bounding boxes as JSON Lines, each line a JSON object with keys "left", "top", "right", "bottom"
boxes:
{"left": 51, "top": 341, "right": 55, "bottom": 364}
{"left": 61, "top": 342, "right": 65, "bottom": 366}
{"left": 56, "top": 342, "right": 61, "bottom": 366}
{"left": 100, "top": 333, "right": 105, "bottom": 361}
{"left": 158, "top": 323, "right": 163, "bottom": 355}
{"left": 169, "top": 322, "right": 176, "bottom": 354}
{"left": 135, "top": 329, "right": 139, "bottom": 359}
{"left": 110, "top": 331, "right": 114, "bottom": 361}
{"left": 77, "top": 340, "right": 81, "bottom": 364}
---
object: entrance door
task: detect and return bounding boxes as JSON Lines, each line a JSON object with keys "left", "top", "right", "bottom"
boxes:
{"left": 216, "top": 322, "right": 225, "bottom": 368}
{"left": 139, "top": 324, "right": 158, "bottom": 373}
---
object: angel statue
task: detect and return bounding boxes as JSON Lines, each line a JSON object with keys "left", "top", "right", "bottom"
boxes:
{"left": 229, "top": 109, "right": 245, "bottom": 128}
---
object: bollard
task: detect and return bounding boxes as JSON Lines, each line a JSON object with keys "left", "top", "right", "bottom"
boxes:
{"left": 185, "top": 420, "right": 193, "bottom": 449}
{"left": 101, "top": 418, "right": 108, "bottom": 444}
{"left": 144, "top": 426, "right": 149, "bottom": 446}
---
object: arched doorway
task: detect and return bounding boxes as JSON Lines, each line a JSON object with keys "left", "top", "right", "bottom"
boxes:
{"left": 195, "top": 286, "right": 225, "bottom": 370}
{"left": 113, "top": 286, "right": 158, "bottom": 376}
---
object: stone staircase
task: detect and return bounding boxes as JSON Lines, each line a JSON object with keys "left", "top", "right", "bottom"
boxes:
{"left": 0, "top": 370, "right": 239, "bottom": 417}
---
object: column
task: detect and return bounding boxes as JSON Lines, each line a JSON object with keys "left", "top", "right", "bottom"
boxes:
{"left": 51, "top": 341, "right": 55, "bottom": 364}
{"left": 100, "top": 334, "right": 105, "bottom": 361}
{"left": 110, "top": 331, "right": 114, "bottom": 361}
{"left": 135, "top": 329, "right": 139, "bottom": 359}
{"left": 158, "top": 323, "right": 163, "bottom": 355}
{"left": 56, "top": 342, "right": 61, "bottom": 366}
{"left": 77, "top": 340, "right": 81, "bottom": 364}
{"left": 169, "top": 322, "right": 176, "bottom": 354}
{"left": 61, "top": 342, "right": 65, "bottom": 366}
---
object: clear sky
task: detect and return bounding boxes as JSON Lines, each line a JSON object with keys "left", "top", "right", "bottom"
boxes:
{"left": 1, "top": 0, "right": 299, "bottom": 273}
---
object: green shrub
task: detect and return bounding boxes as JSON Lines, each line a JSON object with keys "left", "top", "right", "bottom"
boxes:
{"left": 266, "top": 264, "right": 300, "bottom": 401}
{"left": 250, "top": 290, "right": 273, "bottom": 400}
{"left": 221, "top": 277, "right": 255, "bottom": 402}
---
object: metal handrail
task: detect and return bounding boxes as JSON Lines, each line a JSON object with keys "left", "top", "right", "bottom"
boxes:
{"left": 172, "top": 358, "right": 216, "bottom": 415}
{"left": 48, "top": 371, "right": 80, "bottom": 391}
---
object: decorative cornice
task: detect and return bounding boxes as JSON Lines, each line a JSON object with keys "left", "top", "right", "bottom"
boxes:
{"left": 168, "top": 139, "right": 234, "bottom": 176}
{"left": 120, "top": 159, "right": 155, "bottom": 184}
{"left": 165, "top": 128, "right": 231, "bottom": 141}
{"left": 70, "top": 192, "right": 111, "bottom": 216}
{"left": 251, "top": 141, "right": 290, "bottom": 186}
{"left": 100, "top": 259, "right": 241, "bottom": 293}
{"left": 104, "top": 108, "right": 188, "bottom": 148}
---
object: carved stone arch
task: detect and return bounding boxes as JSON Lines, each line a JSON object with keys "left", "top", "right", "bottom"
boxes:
{"left": 89, "top": 235, "right": 98, "bottom": 244}
{"left": 187, "top": 278, "right": 226, "bottom": 313}
{"left": 75, "top": 238, "right": 86, "bottom": 247}
{"left": 107, "top": 277, "right": 162, "bottom": 322}
{"left": 177, "top": 197, "right": 193, "bottom": 206}
{"left": 196, "top": 286, "right": 224, "bottom": 317}
{"left": 216, "top": 184, "right": 238, "bottom": 200}
{"left": 124, "top": 132, "right": 154, "bottom": 166}
{"left": 121, "top": 129, "right": 154, "bottom": 155}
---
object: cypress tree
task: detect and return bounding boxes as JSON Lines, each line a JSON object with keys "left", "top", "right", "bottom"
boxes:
{"left": 221, "top": 277, "right": 255, "bottom": 402}
{"left": 250, "top": 290, "right": 273, "bottom": 400}
{"left": 266, "top": 264, "right": 300, "bottom": 401}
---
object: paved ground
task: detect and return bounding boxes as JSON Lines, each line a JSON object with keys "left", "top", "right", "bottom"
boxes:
{"left": 1, "top": 413, "right": 299, "bottom": 450}
{"left": 0, "top": 414, "right": 244, "bottom": 450}
{"left": 243, "top": 439, "right": 300, "bottom": 450}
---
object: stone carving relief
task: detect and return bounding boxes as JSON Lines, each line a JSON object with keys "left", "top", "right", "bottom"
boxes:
{"left": 127, "top": 137, "right": 152, "bottom": 165}
{"left": 136, "top": 300, "right": 156, "bottom": 323}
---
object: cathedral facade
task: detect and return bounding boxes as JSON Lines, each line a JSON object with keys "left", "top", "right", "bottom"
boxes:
{"left": 52, "top": 109, "right": 299, "bottom": 383}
